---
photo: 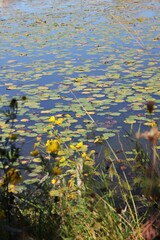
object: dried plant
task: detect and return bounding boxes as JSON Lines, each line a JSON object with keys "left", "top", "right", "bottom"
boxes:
{"left": 136, "top": 127, "right": 160, "bottom": 175}
{"left": 142, "top": 212, "right": 160, "bottom": 240}
{"left": 146, "top": 101, "right": 155, "bottom": 114}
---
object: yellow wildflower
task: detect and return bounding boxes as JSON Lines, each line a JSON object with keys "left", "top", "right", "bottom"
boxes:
{"left": 70, "top": 141, "right": 84, "bottom": 150}
{"left": 82, "top": 150, "right": 95, "bottom": 161}
{"left": 55, "top": 118, "right": 64, "bottom": 125}
{"left": 8, "top": 184, "right": 16, "bottom": 193}
{"left": 51, "top": 178, "right": 58, "bottom": 185}
{"left": 53, "top": 166, "right": 62, "bottom": 176}
{"left": 30, "top": 149, "right": 39, "bottom": 156}
{"left": 0, "top": 168, "right": 22, "bottom": 187}
{"left": 81, "top": 152, "right": 91, "bottom": 161}
{"left": 70, "top": 144, "right": 76, "bottom": 150}
{"left": 46, "top": 139, "right": 60, "bottom": 154}
{"left": 49, "top": 116, "right": 64, "bottom": 125}
{"left": 82, "top": 152, "right": 87, "bottom": 158}
{"left": 49, "top": 116, "right": 56, "bottom": 123}
{"left": 59, "top": 156, "right": 66, "bottom": 163}
{"left": 94, "top": 136, "right": 103, "bottom": 143}
{"left": 76, "top": 141, "right": 83, "bottom": 149}
{"left": 151, "top": 121, "right": 157, "bottom": 127}
{"left": 36, "top": 136, "right": 41, "bottom": 141}
{"left": 144, "top": 120, "right": 157, "bottom": 127}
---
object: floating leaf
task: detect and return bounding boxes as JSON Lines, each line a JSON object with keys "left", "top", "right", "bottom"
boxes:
{"left": 24, "top": 179, "right": 39, "bottom": 185}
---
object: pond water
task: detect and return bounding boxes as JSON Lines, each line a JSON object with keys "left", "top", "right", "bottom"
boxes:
{"left": 0, "top": 0, "right": 160, "bottom": 157}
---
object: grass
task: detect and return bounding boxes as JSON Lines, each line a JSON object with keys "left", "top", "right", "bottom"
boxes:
{"left": 0, "top": 98, "right": 160, "bottom": 240}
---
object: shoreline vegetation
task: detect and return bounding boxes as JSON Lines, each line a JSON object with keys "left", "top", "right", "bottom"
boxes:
{"left": 0, "top": 0, "right": 159, "bottom": 239}
{"left": 0, "top": 98, "right": 160, "bottom": 240}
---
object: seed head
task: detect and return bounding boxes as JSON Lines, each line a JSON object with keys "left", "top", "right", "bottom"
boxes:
{"left": 146, "top": 101, "right": 155, "bottom": 113}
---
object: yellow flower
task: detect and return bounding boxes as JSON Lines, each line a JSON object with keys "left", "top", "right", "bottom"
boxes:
{"left": 46, "top": 139, "right": 60, "bottom": 154}
{"left": 30, "top": 149, "right": 39, "bottom": 156}
{"left": 81, "top": 152, "right": 91, "bottom": 161}
{"left": 55, "top": 118, "right": 64, "bottom": 125}
{"left": 8, "top": 184, "right": 16, "bottom": 193}
{"left": 94, "top": 136, "right": 103, "bottom": 143}
{"left": 70, "top": 144, "right": 76, "bottom": 150}
{"left": 70, "top": 142, "right": 84, "bottom": 150}
{"left": 9, "top": 169, "right": 22, "bottom": 185}
{"left": 51, "top": 178, "right": 58, "bottom": 185}
{"left": 82, "top": 152, "right": 87, "bottom": 158}
{"left": 49, "top": 116, "right": 64, "bottom": 125}
{"left": 0, "top": 168, "right": 22, "bottom": 187}
{"left": 59, "top": 156, "right": 66, "bottom": 163}
{"left": 76, "top": 141, "right": 83, "bottom": 149}
{"left": 144, "top": 120, "right": 157, "bottom": 127}
{"left": 49, "top": 116, "right": 56, "bottom": 123}
{"left": 53, "top": 166, "right": 62, "bottom": 176}
{"left": 82, "top": 150, "right": 95, "bottom": 161}
{"left": 36, "top": 136, "right": 41, "bottom": 141}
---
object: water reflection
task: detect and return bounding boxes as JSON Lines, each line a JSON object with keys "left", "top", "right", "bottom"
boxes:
{"left": 0, "top": 0, "right": 90, "bottom": 10}
{"left": 0, "top": 0, "right": 76, "bottom": 12}
{"left": 0, "top": 0, "right": 53, "bottom": 13}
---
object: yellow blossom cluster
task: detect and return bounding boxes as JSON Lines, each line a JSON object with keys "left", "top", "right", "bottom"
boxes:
{"left": 70, "top": 141, "right": 84, "bottom": 150}
{"left": 46, "top": 139, "right": 60, "bottom": 154}
{"left": 30, "top": 148, "right": 39, "bottom": 157}
{"left": 0, "top": 168, "right": 22, "bottom": 188}
{"left": 81, "top": 150, "right": 95, "bottom": 161}
{"left": 49, "top": 116, "right": 64, "bottom": 125}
